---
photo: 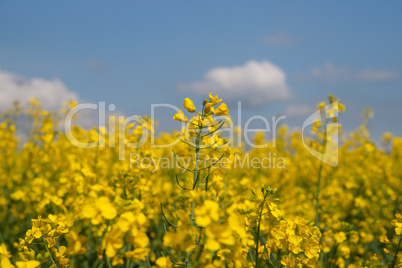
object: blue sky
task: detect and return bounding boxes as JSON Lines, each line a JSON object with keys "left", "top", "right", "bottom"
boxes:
{"left": 1, "top": 1, "right": 402, "bottom": 140}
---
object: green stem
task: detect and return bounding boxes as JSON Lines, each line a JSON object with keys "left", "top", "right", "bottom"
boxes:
{"left": 0, "top": 231, "right": 5, "bottom": 243}
{"left": 43, "top": 237, "right": 59, "bottom": 268}
{"left": 193, "top": 129, "right": 202, "bottom": 190}
{"left": 392, "top": 236, "right": 402, "bottom": 268}
{"left": 255, "top": 194, "right": 268, "bottom": 268}
{"left": 328, "top": 244, "right": 339, "bottom": 268}
{"left": 315, "top": 111, "right": 328, "bottom": 228}
{"left": 195, "top": 229, "right": 204, "bottom": 262}
{"left": 105, "top": 254, "right": 113, "bottom": 268}
{"left": 204, "top": 169, "right": 210, "bottom": 191}
{"left": 146, "top": 255, "right": 152, "bottom": 268}
{"left": 190, "top": 120, "right": 203, "bottom": 221}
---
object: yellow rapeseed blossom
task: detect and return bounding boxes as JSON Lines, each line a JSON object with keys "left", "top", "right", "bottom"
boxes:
{"left": 183, "top": 98, "right": 196, "bottom": 113}
{"left": 392, "top": 214, "right": 402, "bottom": 235}
{"left": 208, "top": 93, "right": 222, "bottom": 105}
{"left": 212, "top": 103, "right": 229, "bottom": 116}
{"left": 0, "top": 244, "right": 15, "bottom": 268}
{"left": 15, "top": 261, "right": 40, "bottom": 268}
{"left": 173, "top": 109, "right": 188, "bottom": 123}
{"left": 195, "top": 200, "right": 220, "bottom": 227}
{"left": 155, "top": 256, "right": 173, "bottom": 268}
{"left": 204, "top": 102, "right": 213, "bottom": 114}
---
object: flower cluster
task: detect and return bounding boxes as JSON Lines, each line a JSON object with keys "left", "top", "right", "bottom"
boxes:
{"left": 173, "top": 93, "right": 229, "bottom": 123}
{"left": 19, "top": 215, "right": 69, "bottom": 267}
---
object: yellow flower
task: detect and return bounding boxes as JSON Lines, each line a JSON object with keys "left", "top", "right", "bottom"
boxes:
{"left": 115, "top": 212, "right": 136, "bottom": 232}
{"left": 195, "top": 200, "right": 220, "bottom": 227}
{"left": 0, "top": 244, "right": 11, "bottom": 257}
{"left": 304, "top": 241, "right": 320, "bottom": 259}
{"left": 155, "top": 256, "right": 173, "bottom": 268}
{"left": 280, "top": 255, "right": 295, "bottom": 267}
{"left": 52, "top": 246, "right": 69, "bottom": 266}
{"left": 98, "top": 196, "right": 117, "bottom": 220}
{"left": 183, "top": 98, "right": 196, "bottom": 113}
{"left": 124, "top": 248, "right": 150, "bottom": 262}
{"left": 81, "top": 196, "right": 117, "bottom": 225}
{"left": 318, "top": 102, "right": 326, "bottom": 109}
{"left": 173, "top": 110, "right": 188, "bottom": 123}
{"left": 0, "top": 244, "right": 14, "bottom": 268}
{"left": 268, "top": 201, "right": 281, "bottom": 220}
{"left": 163, "top": 231, "right": 194, "bottom": 252}
{"left": 392, "top": 214, "right": 402, "bottom": 235}
{"left": 102, "top": 228, "right": 124, "bottom": 257}
{"left": 339, "top": 103, "right": 345, "bottom": 112}
{"left": 204, "top": 103, "right": 213, "bottom": 114}
{"left": 228, "top": 214, "right": 247, "bottom": 239}
{"left": 66, "top": 231, "right": 88, "bottom": 255}
{"left": 334, "top": 232, "right": 347, "bottom": 244}
{"left": 395, "top": 222, "right": 402, "bottom": 235}
{"left": 111, "top": 256, "right": 124, "bottom": 266}
{"left": 339, "top": 244, "right": 350, "bottom": 258}
{"left": 212, "top": 103, "right": 229, "bottom": 116}
{"left": 205, "top": 224, "right": 235, "bottom": 251}
{"left": 271, "top": 228, "right": 286, "bottom": 240}
{"left": 126, "top": 231, "right": 149, "bottom": 248}
{"left": 209, "top": 93, "right": 222, "bottom": 105}
{"left": 15, "top": 261, "right": 40, "bottom": 268}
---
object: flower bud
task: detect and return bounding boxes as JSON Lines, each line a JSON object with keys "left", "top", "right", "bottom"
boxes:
{"left": 183, "top": 98, "right": 196, "bottom": 113}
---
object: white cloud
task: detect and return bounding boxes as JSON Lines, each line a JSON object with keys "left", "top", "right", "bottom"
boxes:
{"left": 87, "top": 59, "right": 103, "bottom": 73}
{"left": 298, "top": 63, "right": 350, "bottom": 82}
{"left": 298, "top": 63, "right": 400, "bottom": 82}
{"left": 355, "top": 69, "right": 400, "bottom": 81}
{"left": 285, "top": 105, "right": 311, "bottom": 117}
{"left": 179, "top": 60, "right": 292, "bottom": 106}
{"left": 263, "top": 32, "right": 297, "bottom": 46}
{"left": 0, "top": 69, "right": 78, "bottom": 110}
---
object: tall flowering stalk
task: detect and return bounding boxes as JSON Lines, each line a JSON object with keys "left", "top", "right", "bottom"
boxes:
{"left": 313, "top": 95, "right": 345, "bottom": 228}
{"left": 161, "top": 94, "right": 229, "bottom": 266}
{"left": 252, "top": 186, "right": 277, "bottom": 268}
